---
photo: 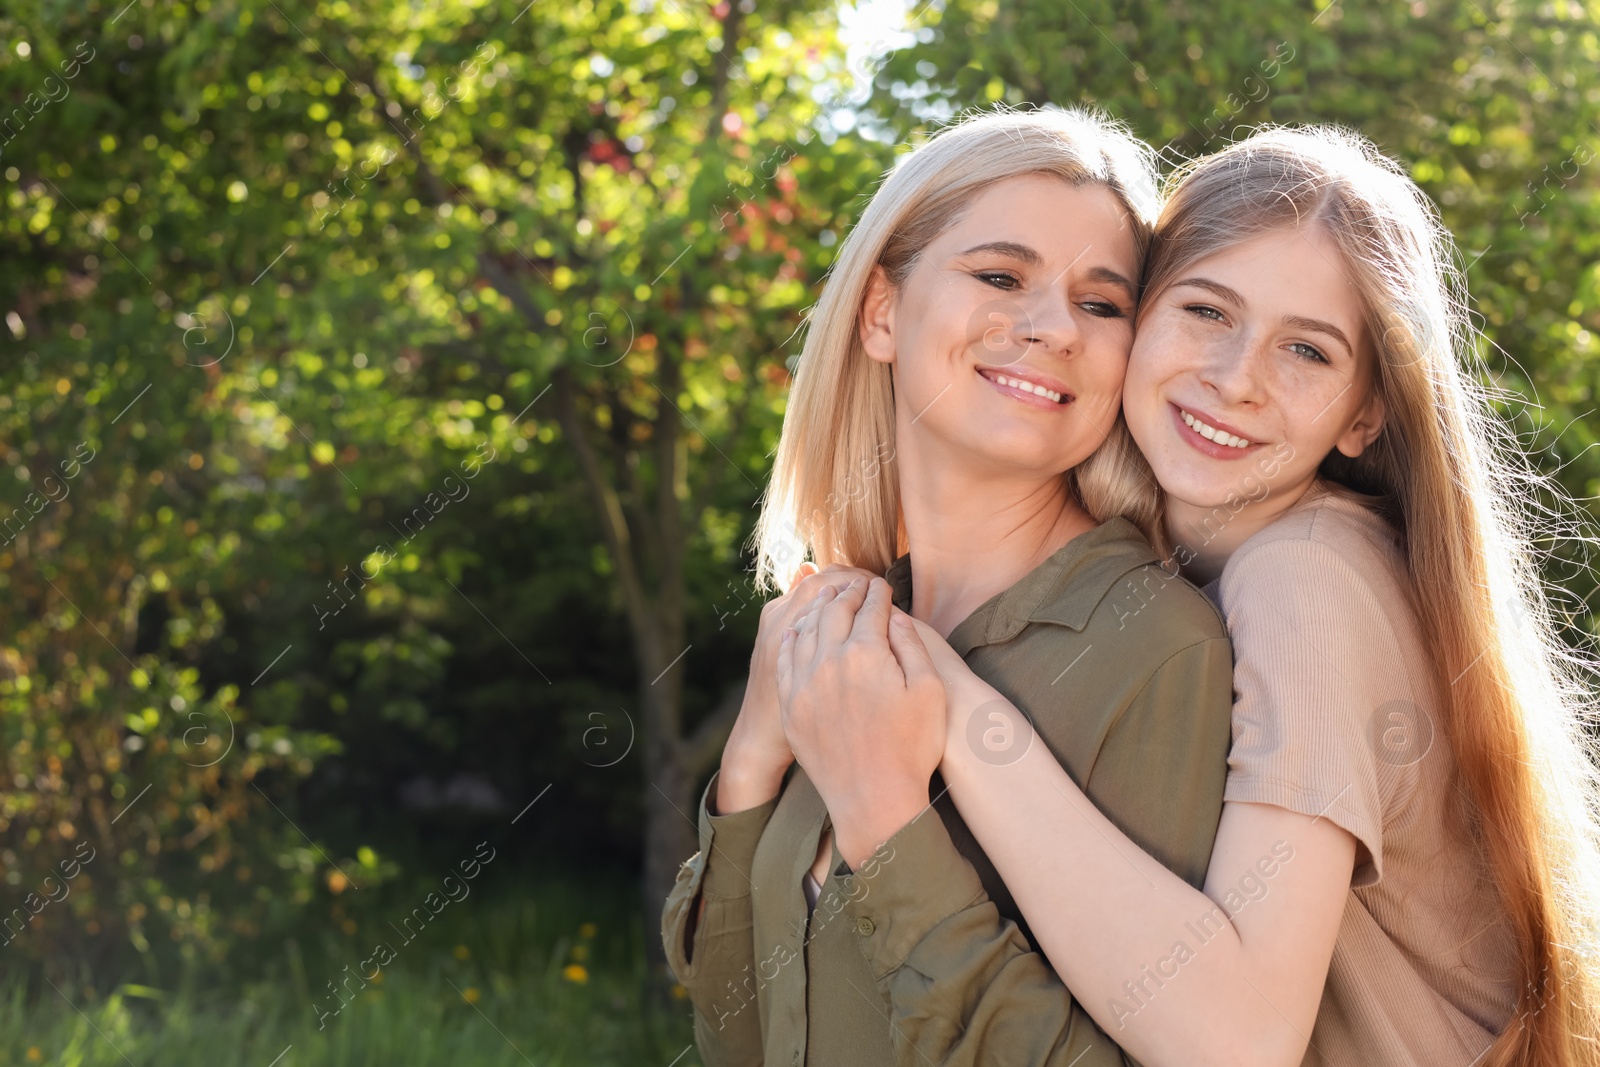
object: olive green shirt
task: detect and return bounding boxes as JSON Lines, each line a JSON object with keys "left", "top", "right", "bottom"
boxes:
{"left": 662, "top": 518, "right": 1234, "bottom": 1067}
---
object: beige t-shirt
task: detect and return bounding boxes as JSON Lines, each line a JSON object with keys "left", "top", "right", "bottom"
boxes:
{"left": 1209, "top": 484, "right": 1518, "bottom": 1066}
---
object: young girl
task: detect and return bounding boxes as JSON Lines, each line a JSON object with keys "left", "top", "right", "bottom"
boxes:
{"left": 779, "top": 127, "right": 1600, "bottom": 1066}
{"left": 661, "top": 106, "right": 1240, "bottom": 1067}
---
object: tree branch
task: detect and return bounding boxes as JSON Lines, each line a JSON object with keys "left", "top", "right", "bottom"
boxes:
{"left": 550, "top": 367, "right": 655, "bottom": 647}
{"left": 683, "top": 678, "right": 748, "bottom": 778}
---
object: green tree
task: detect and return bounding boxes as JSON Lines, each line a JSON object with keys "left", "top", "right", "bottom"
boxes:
{"left": 0, "top": 0, "right": 883, "bottom": 981}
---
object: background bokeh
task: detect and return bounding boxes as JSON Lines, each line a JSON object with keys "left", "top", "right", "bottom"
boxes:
{"left": 2, "top": 0, "right": 1598, "bottom": 1062}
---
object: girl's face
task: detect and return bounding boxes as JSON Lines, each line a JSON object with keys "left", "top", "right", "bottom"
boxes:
{"left": 859, "top": 174, "right": 1140, "bottom": 482}
{"left": 1123, "top": 225, "right": 1386, "bottom": 516}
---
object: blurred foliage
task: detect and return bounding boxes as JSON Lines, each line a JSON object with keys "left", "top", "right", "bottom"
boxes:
{"left": 0, "top": 0, "right": 1596, "bottom": 996}
{"left": 0, "top": 876, "right": 697, "bottom": 1064}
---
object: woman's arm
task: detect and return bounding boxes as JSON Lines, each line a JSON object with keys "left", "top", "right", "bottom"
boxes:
{"left": 663, "top": 563, "right": 880, "bottom": 1066}
{"left": 777, "top": 579, "right": 1139, "bottom": 1066}
{"left": 661, "top": 771, "right": 776, "bottom": 1067}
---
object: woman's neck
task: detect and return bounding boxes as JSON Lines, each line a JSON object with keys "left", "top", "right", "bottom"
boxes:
{"left": 898, "top": 441, "right": 1097, "bottom": 639}
{"left": 1165, "top": 475, "right": 1321, "bottom": 587}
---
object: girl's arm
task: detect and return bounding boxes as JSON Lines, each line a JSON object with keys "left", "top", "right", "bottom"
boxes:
{"left": 937, "top": 680, "right": 1355, "bottom": 1067}
{"left": 926, "top": 536, "right": 1402, "bottom": 1067}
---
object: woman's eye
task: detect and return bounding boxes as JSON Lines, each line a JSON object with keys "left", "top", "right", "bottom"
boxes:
{"left": 975, "top": 271, "right": 1020, "bottom": 290}
{"left": 1081, "top": 301, "right": 1126, "bottom": 319}
{"left": 1183, "top": 303, "right": 1225, "bottom": 322}
{"left": 1288, "top": 342, "right": 1330, "bottom": 365}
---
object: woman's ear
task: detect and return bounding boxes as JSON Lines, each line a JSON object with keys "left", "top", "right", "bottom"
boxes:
{"left": 859, "top": 265, "right": 897, "bottom": 365}
{"left": 1334, "top": 387, "right": 1386, "bottom": 459}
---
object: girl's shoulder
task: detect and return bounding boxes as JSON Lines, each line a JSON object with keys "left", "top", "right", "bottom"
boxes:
{"left": 1218, "top": 482, "right": 1408, "bottom": 610}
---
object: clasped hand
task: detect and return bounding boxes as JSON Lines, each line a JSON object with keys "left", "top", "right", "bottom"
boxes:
{"left": 774, "top": 576, "right": 950, "bottom": 868}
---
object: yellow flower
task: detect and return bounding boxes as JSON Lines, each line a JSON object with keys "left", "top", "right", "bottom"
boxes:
{"left": 462, "top": 986, "right": 481, "bottom": 1004}
{"left": 453, "top": 944, "right": 471, "bottom": 961}
{"left": 671, "top": 983, "right": 688, "bottom": 1000}
{"left": 578, "top": 922, "right": 597, "bottom": 939}
{"left": 27, "top": 1048, "right": 43, "bottom": 1063}
{"left": 562, "top": 964, "right": 589, "bottom": 985}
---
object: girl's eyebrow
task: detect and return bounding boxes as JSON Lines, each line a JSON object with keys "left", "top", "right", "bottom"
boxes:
{"left": 1283, "top": 314, "right": 1354, "bottom": 357}
{"left": 1174, "top": 276, "right": 1354, "bottom": 356}
{"left": 1172, "top": 276, "right": 1246, "bottom": 305}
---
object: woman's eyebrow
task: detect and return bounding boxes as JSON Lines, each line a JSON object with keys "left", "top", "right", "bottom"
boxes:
{"left": 956, "top": 243, "right": 1135, "bottom": 295}
{"left": 1086, "top": 266, "right": 1136, "bottom": 299}
{"left": 956, "top": 240, "right": 1042, "bottom": 265}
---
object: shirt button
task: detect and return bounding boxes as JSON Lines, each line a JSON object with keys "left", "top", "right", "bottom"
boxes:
{"left": 855, "top": 916, "right": 875, "bottom": 936}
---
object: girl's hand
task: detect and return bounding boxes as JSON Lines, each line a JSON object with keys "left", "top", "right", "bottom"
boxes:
{"left": 717, "top": 562, "right": 878, "bottom": 814}
{"left": 775, "top": 577, "right": 944, "bottom": 867}
{"left": 895, "top": 616, "right": 1030, "bottom": 775}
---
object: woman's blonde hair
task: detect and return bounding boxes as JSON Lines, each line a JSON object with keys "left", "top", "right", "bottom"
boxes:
{"left": 1146, "top": 127, "right": 1600, "bottom": 1065}
{"left": 753, "top": 105, "right": 1163, "bottom": 592}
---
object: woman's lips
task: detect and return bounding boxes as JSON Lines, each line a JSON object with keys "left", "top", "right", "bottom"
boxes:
{"left": 1170, "top": 402, "right": 1262, "bottom": 460}
{"left": 976, "top": 367, "right": 1074, "bottom": 410}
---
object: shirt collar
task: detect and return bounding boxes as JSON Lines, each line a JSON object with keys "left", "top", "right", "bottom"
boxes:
{"left": 882, "top": 518, "right": 1158, "bottom": 656}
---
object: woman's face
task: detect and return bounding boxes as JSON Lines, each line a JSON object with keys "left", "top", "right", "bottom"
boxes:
{"left": 1122, "top": 225, "right": 1386, "bottom": 517}
{"left": 859, "top": 174, "right": 1141, "bottom": 481}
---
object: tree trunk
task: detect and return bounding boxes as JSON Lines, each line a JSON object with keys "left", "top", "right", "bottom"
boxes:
{"left": 641, "top": 677, "right": 697, "bottom": 978}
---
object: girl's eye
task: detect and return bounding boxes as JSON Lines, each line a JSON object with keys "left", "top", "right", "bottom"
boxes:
{"left": 1288, "top": 341, "right": 1330, "bottom": 365}
{"left": 975, "top": 271, "right": 1020, "bottom": 290}
{"left": 1183, "top": 303, "right": 1225, "bottom": 322}
{"left": 1080, "top": 301, "right": 1127, "bottom": 319}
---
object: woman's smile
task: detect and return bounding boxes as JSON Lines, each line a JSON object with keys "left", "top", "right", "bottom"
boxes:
{"left": 975, "top": 364, "right": 1075, "bottom": 409}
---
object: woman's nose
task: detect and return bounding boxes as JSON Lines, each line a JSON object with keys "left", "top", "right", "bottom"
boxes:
{"left": 969, "top": 290, "right": 1082, "bottom": 367}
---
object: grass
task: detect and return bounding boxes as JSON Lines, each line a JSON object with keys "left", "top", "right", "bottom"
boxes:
{"left": 0, "top": 876, "right": 700, "bottom": 1067}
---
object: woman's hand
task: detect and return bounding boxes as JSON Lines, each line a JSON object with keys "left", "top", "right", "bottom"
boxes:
{"left": 775, "top": 577, "right": 945, "bottom": 867}
{"left": 716, "top": 562, "right": 878, "bottom": 815}
{"left": 888, "top": 614, "right": 1011, "bottom": 762}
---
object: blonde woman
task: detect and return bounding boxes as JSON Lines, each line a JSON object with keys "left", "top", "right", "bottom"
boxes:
{"left": 660, "top": 107, "right": 1240, "bottom": 1066}
{"left": 781, "top": 128, "right": 1600, "bottom": 1066}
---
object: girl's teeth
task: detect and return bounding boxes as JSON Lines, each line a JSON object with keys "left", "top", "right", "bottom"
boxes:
{"left": 1180, "top": 410, "right": 1252, "bottom": 449}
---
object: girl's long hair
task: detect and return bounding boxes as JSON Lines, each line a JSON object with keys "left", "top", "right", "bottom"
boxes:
{"left": 753, "top": 105, "right": 1163, "bottom": 592}
{"left": 1145, "top": 127, "right": 1600, "bottom": 1065}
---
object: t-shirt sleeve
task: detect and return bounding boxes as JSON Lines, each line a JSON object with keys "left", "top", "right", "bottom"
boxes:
{"left": 1217, "top": 536, "right": 1420, "bottom": 887}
